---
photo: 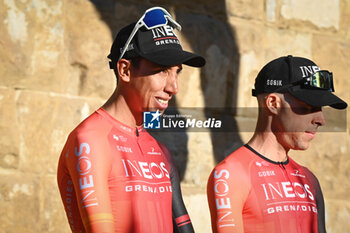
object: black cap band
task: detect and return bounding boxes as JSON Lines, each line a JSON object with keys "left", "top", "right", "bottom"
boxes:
{"left": 252, "top": 55, "right": 347, "bottom": 109}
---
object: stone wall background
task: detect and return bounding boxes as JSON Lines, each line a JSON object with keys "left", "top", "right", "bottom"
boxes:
{"left": 0, "top": 0, "right": 349, "bottom": 232}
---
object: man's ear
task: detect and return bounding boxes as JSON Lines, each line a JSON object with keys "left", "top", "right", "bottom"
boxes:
{"left": 117, "top": 59, "right": 132, "bottom": 82}
{"left": 265, "top": 93, "right": 282, "bottom": 115}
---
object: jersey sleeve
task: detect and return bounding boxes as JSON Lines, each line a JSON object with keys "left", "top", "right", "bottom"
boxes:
{"left": 304, "top": 168, "right": 327, "bottom": 233}
{"left": 62, "top": 130, "right": 114, "bottom": 233}
{"left": 207, "top": 159, "right": 250, "bottom": 233}
{"left": 158, "top": 143, "right": 195, "bottom": 233}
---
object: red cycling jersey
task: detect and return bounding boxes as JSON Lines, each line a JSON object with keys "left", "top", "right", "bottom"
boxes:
{"left": 207, "top": 145, "right": 326, "bottom": 233}
{"left": 57, "top": 108, "right": 191, "bottom": 233}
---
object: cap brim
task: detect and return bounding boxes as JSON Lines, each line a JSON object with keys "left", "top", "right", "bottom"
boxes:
{"left": 287, "top": 86, "right": 348, "bottom": 109}
{"left": 140, "top": 49, "right": 205, "bottom": 67}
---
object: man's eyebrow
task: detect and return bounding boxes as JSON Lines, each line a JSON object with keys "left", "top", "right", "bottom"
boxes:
{"left": 151, "top": 66, "right": 167, "bottom": 72}
{"left": 177, "top": 66, "right": 183, "bottom": 74}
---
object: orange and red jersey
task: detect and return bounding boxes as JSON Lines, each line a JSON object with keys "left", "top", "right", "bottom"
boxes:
{"left": 207, "top": 145, "right": 326, "bottom": 233}
{"left": 57, "top": 108, "right": 193, "bottom": 233}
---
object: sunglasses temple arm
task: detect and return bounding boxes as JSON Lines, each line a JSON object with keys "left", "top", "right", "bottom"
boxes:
{"left": 166, "top": 16, "right": 182, "bottom": 31}
{"left": 118, "top": 21, "right": 143, "bottom": 61}
{"left": 155, "top": 7, "right": 180, "bottom": 28}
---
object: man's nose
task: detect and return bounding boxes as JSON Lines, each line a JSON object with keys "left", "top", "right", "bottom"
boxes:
{"left": 164, "top": 70, "right": 178, "bottom": 95}
{"left": 313, "top": 109, "right": 326, "bottom": 127}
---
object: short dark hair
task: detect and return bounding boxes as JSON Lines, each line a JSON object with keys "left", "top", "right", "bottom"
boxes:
{"left": 112, "top": 57, "right": 142, "bottom": 84}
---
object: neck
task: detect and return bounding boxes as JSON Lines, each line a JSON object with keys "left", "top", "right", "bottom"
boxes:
{"left": 247, "top": 116, "right": 289, "bottom": 163}
{"left": 102, "top": 88, "right": 142, "bottom": 128}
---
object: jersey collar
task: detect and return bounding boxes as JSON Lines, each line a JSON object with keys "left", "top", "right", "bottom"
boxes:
{"left": 244, "top": 144, "right": 289, "bottom": 165}
{"left": 97, "top": 108, "right": 144, "bottom": 136}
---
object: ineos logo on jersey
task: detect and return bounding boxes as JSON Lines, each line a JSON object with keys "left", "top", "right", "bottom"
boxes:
{"left": 214, "top": 179, "right": 229, "bottom": 197}
{"left": 64, "top": 179, "right": 75, "bottom": 229}
{"left": 267, "top": 203, "right": 317, "bottom": 214}
{"left": 125, "top": 184, "right": 172, "bottom": 194}
{"left": 261, "top": 181, "right": 314, "bottom": 201}
{"left": 77, "top": 156, "right": 92, "bottom": 175}
{"left": 261, "top": 181, "right": 317, "bottom": 215}
{"left": 74, "top": 142, "right": 98, "bottom": 208}
{"left": 121, "top": 159, "right": 170, "bottom": 180}
{"left": 213, "top": 169, "right": 235, "bottom": 228}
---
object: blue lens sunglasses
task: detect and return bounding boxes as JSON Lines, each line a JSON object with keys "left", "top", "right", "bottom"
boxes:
{"left": 118, "top": 7, "right": 182, "bottom": 61}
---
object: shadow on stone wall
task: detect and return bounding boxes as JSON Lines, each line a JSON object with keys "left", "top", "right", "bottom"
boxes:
{"left": 89, "top": 0, "right": 243, "bottom": 179}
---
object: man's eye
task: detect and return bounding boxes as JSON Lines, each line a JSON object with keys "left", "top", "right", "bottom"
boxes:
{"left": 154, "top": 68, "right": 167, "bottom": 74}
{"left": 159, "top": 69, "right": 169, "bottom": 76}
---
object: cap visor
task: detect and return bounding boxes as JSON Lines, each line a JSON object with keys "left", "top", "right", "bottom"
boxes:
{"left": 287, "top": 87, "right": 348, "bottom": 109}
{"left": 141, "top": 49, "right": 205, "bottom": 67}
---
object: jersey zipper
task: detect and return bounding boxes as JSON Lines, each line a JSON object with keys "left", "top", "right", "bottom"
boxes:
{"left": 135, "top": 127, "right": 147, "bottom": 158}
{"left": 278, "top": 162, "right": 303, "bottom": 233}
{"left": 278, "top": 162, "right": 286, "bottom": 170}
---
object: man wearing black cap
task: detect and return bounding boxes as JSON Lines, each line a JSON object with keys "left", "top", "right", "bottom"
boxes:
{"left": 207, "top": 55, "right": 347, "bottom": 233}
{"left": 57, "top": 7, "right": 205, "bottom": 233}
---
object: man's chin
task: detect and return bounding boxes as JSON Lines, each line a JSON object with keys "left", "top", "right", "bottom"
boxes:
{"left": 293, "top": 143, "right": 310, "bottom": 151}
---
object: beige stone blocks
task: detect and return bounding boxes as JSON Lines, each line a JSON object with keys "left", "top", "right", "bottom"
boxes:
{"left": 280, "top": 0, "right": 340, "bottom": 29}
{"left": 312, "top": 36, "right": 350, "bottom": 101}
{"left": 182, "top": 189, "right": 211, "bottom": 233}
{"left": 39, "top": 175, "right": 71, "bottom": 233}
{"left": 0, "top": 0, "right": 115, "bottom": 97}
{"left": 0, "top": 173, "right": 40, "bottom": 232}
{"left": 0, "top": 173, "right": 70, "bottom": 233}
{"left": 226, "top": 0, "right": 264, "bottom": 20}
{"left": 0, "top": 88, "right": 102, "bottom": 232}
{"left": 0, "top": 87, "right": 19, "bottom": 169}
{"left": 325, "top": 200, "right": 350, "bottom": 232}
{"left": 293, "top": 132, "right": 350, "bottom": 199}
{"left": 16, "top": 90, "right": 102, "bottom": 174}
